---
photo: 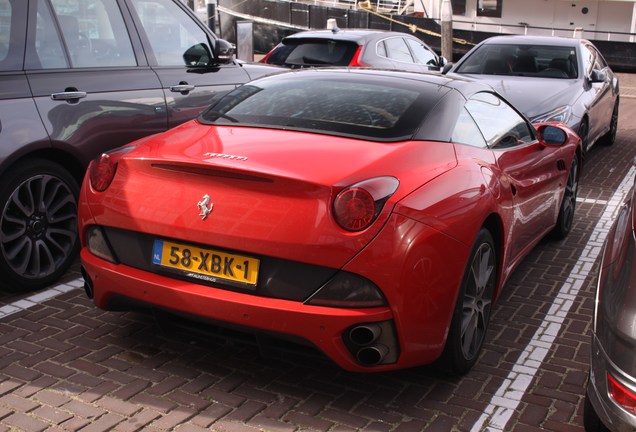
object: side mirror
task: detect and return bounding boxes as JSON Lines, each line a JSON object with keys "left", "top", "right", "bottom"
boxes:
{"left": 183, "top": 43, "right": 213, "bottom": 67}
{"left": 215, "top": 39, "right": 235, "bottom": 64}
{"left": 538, "top": 125, "right": 568, "bottom": 146}
{"left": 441, "top": 62, "right": 453, "bottom": 75}
{"left": 438, "top": 56, "right": 448, "bottom": 67}
{"left": 589, "top": 69, "right": 607, "bottom": 83}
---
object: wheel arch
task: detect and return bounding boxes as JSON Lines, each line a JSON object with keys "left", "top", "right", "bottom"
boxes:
{"left": 0, "top": 148, "right": 86, "bottom": 188}
{"left": 579, "top": 113, "right": 590, "bottom": 153}
{"left": 482, "top": 212, "right": 506, "bottom": 299}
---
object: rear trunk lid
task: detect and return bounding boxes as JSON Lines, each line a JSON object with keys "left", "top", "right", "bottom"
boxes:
{"left": 88, "top": 122, "right": 457, "bottom": 268}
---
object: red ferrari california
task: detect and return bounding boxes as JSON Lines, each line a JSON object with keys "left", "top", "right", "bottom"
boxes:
{"left": 79, "top": 68, "right": 581, "bottom": 374}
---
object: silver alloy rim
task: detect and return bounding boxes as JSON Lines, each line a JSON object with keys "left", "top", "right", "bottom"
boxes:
{"left": 461, "top": 241, "right": 495, "bottom": 360}
{"left": 1, "top": 175, "right": 77, "bottom": 280}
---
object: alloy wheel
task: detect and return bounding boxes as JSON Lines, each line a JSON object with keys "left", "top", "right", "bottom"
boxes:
{"left": 553, "top": 155, "right": 579, "bottom": 240}
{"left": 1, "top": 174, "right": 78, "bottom": 282}
{"left": 460, "top": 241, "right": 495, "bottom": 360}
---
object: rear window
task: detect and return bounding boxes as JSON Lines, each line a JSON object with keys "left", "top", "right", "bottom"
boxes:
{"left": 199, "top": 72, "right": 434, "bottom": 141}
{"left": 265, "top": 39, "right": 359, "bottom": 67}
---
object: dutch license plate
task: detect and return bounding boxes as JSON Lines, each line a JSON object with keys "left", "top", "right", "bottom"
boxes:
{"left": 152, "top": 239, "right": 259, "bottom": 287}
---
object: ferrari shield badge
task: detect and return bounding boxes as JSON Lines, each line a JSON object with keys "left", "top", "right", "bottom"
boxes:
{"left": 197, "top": 194, "right": 214, "bottom": 220}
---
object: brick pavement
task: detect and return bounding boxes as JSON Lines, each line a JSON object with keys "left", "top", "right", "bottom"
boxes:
{"left": 1, "top": 77, "right": 636, "bottom": 431}
{"left": 618, "top": 72, "right": 636, "bottom": 98}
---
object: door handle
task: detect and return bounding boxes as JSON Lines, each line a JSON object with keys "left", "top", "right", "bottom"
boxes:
{"left": 50, "top": 91, "right": 87, "bottom": 101}
{"left": 170, "top": 83, "right": 195, "bottom": 94}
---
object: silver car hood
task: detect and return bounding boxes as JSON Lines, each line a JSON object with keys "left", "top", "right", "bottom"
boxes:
{"left": 453, "top": 74, "right": 584, "bottom": 120}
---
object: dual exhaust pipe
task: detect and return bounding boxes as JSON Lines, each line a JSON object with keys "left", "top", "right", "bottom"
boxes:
{"left": 347, "top": 323, "right": 392, "bottom": 366}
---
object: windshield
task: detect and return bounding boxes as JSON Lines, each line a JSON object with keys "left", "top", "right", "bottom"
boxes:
{"left": 199, "top": 73, "right": 431, "bottom": 141}
{"left": 455, "top": 44, "right": 579, "bottom": 79}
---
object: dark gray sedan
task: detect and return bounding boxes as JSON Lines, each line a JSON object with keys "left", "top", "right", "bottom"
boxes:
{"left": 445, "top": 35, "right": 619, "bottom": 153}
{"left": 585, "top": 168, "right": 636, "bottom": 431}
{"left": 260, "top": 28, "right": 446, "bottom": 72}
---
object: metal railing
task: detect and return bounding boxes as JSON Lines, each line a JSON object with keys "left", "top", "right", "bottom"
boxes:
{"left": 280, "top": 0, "right": 414, "bottom": 15}
{"left": 450, "top": 18, "right": 636, "bottom": 43}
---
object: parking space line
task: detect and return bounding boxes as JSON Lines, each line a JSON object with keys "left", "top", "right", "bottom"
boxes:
{"left": 0, "top": 278, "right": 82, "bottom": 320}
{"left": 471, "top": 166, "right": 636, "bottom": 432}
{"left": 576, "top": 197, "right": 609, "bottom": 205}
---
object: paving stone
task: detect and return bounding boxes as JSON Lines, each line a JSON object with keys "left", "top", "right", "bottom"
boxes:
{"left": 199, "top": 388, "right": 246, "bottom": 408}
{"left": 0, "top": 393, "right": 39, "bottom": 412}
{"left": 96, "top": 396, "right": 142, "bottom": 417}
{"left": 148, "top": 407, "right": 197, "bottom": 429}
{"left": 168, "top": 390, "right": 213, "bottom": 411}
{"left": 32, "top": 405, "right": 73, "bottom": 425}
{"left": 61, "top": 400, "right": 107, "bottom": 420}
{"left": 13, "top": 376, "right": 58, "bottom": 398}
{"left": 33, "top": 389, "right": 72, "bottom": 407}
{"left": 207, "top": 420, "right": 262, "bottom": 432}
{"left": 129, "top": 392, "right": 178, "bottom": 414}
{"left": 392, "top": 419, "right": 428, "bottom": 432}
{"left": 110, "top": 379, "right": 151, "bottom": 401}
{"left": 189, "top": 403, "right": 233, "bottom": 428}
{"left": 247, "top": 414, "right": 297, "bottom": 431}
{"left": 173, "top": 424, "right": 210, "bottom": 432}
{"left": 3, "top": 364, "right": 42, "bottom": 382}
{"left": 146, "top": 376, "right": 188, "bottom": 396}
{"left": 0, "top": 406, "right": 11, "bottom": 420}
{"left": 283, "top": 411, "right": 334, "bottom": 431}
{"left": 111, "top": 407, "right": 162, "bottom": 432}
{"left": 2, "top": 412, "right": 49, "bottom": 432}
{"left": 59, "top": 416, "right": 92, "bottom": 431}
{"left": 222, "top": 400, "right": 265, "bottom": 423}
{"left": 0, "top": 380, "right": 22, "bottom": 397}
{"left": 320, "top": 408, "right": 370, "bottom": 429}
{"left": 33, "top": 361, "right": 76, "bottom": 379}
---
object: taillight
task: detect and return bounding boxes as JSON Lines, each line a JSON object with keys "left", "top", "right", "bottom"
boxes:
{"left": 88, "top": 145, "right": 137, "bottom": 192}
{"left": 259, "top": 45, "right": 279, "bottom": 63}
{"left": 349, "top": 45, "right": 370, "bottom": 67}
{"left": 333, "top": 177, "right": 399, "bottom": 232}
{"left": 608, "top": 373, "right": 636, "bottom": 414}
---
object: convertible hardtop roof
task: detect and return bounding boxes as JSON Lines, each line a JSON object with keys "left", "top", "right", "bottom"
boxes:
{"left": 207, "top": 68, "right": 503, "bottom": 143}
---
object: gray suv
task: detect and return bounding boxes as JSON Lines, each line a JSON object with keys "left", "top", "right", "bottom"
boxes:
{"left": 0, "top": 0, "right": 277, "bottom": 292}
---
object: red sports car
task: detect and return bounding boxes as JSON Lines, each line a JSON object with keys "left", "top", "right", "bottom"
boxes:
{"left": 79, "top": 68, "right": 581, "bottom": 373}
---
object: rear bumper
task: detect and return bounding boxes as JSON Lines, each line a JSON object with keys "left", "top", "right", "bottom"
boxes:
{"left": 80, "top": 248, "right": 408, "bottom": 372}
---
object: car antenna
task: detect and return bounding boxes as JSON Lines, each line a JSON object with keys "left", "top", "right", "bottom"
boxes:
{"left": 327, "top": 18, "right": 340, "bottom": 33}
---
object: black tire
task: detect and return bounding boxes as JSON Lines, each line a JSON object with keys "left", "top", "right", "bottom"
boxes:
{"left": 440, "top": 228, "right": 497, "bottom": 375}
{"left": 583, "top": 393, "right": 609, "bottom": 432}
{"left": 599, "top": 100, "right": 619, "bottom": 146}
{"left": 0, "top": 159, "right": 79, "bottom": 292}
{"left": 552, "top": 154, "right": 579, "bottom": 240}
